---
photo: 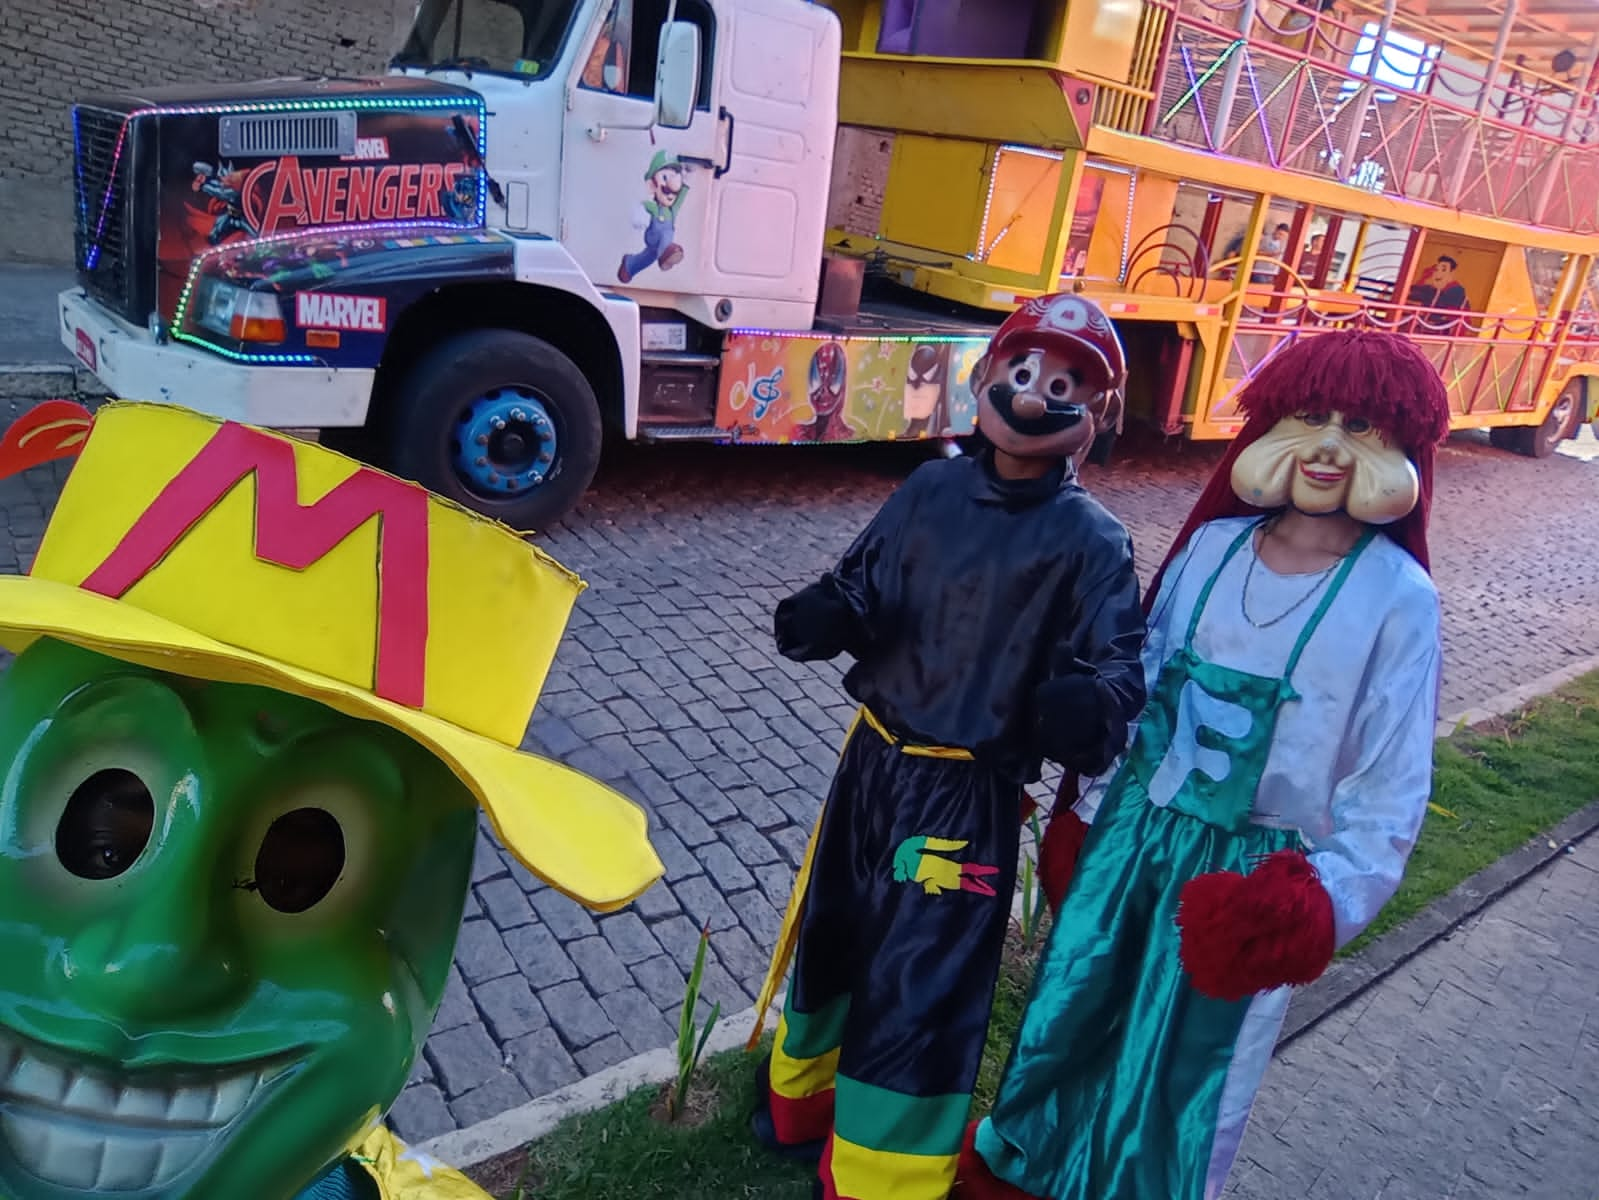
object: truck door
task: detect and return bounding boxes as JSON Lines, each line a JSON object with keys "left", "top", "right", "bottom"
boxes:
{"left": 560, "top": 0, "right": 722, "bottom": 299}
{"left": 704, "top": 1, "right": 841, "bottom": 316}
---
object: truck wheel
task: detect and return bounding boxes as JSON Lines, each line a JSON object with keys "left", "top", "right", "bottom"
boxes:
{"left": 386, "top": 330, "right": 602, "bottom": 531}
{"left": 1489, "top": 380, "right": 1582, "bottom": 460}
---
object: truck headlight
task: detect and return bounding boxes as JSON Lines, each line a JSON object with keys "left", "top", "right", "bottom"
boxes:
{"left": 197, "top": 280, "right": 287, "bottom": 344}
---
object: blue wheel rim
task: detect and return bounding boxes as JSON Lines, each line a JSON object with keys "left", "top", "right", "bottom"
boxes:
{"left": 451, "top": 388, "right": 558, "bottom": 498}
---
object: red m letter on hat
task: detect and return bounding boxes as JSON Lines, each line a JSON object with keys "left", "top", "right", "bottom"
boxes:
{"left": 81, "top": 422, "right": 428, "bottom": 708}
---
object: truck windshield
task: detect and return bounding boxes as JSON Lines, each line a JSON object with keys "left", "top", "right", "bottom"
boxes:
{"left": 393, "top": 0, "right": 585, "bottom": 79}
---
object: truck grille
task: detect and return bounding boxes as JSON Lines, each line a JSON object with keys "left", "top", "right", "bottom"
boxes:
{"left": 72, "top": 105, "right": 132, "bottom": 316}
{"left": 219, "top": 111, "right": 357, "bottom": 157}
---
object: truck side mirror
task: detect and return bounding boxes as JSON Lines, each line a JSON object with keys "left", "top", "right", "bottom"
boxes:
{"left": 655, "top": 20, "right": 701, "bottom": 130}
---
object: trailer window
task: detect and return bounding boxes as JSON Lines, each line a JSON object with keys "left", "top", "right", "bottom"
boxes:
{"left": 1349, "top": 222, "right": 1410, "bottom": 303}
{"left": 1525, "top": 248, "right": 1568, "bottom": 315}
{"left": 395, "top": 0, "right": 585, "bottom": 79}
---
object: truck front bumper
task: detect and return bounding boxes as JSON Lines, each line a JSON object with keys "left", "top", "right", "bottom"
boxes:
{"left": 58, "top": 289, "right": 376, "bottom": 428}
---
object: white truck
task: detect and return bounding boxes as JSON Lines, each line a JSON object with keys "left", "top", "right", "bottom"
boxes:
{"left": 59, "top": 0, "right": 1019, "bottom": 529}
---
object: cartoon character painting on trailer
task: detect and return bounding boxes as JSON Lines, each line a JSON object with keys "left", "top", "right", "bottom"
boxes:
{"left": 801, "top": 341, "right": 854, "bottom": 442}
{"left": 619, "top": 151, "right": 689, "bottom": 284}
{"left": 747, "top": 293, "right": 1149, "bottom": 1200}
{"left": 0, "top": 402, "right": 662, "bottom": 1200}
{"left": 955, "top": 330, "right": 1451, "bottom": 1200}
{"left": 902, "top": 344, "right": 952, "bottom": 439}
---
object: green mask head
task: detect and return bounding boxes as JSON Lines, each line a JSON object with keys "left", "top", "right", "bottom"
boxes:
{"left": 0, "top": 638, "right": 478, "bottom": 1199}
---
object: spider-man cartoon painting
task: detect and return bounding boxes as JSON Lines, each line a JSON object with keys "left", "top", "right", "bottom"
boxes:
{"left": 801, "top": 341, "right": 854, "bottom": 442}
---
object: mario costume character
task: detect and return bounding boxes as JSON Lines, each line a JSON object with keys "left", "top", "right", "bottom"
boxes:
{"left": 0, "top": 401, "right": 662, "bottom": 1200}
{"left": 747, "top": 294, "right": 1149, "bottom": 1200}
{"left": 619, "top": 151, "right": 688, "bottom": 284}
{"left": 956, "top": 330, "right": 1450, "bottom": 1200}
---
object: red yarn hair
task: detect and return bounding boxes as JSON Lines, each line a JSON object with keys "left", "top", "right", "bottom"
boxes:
{"left": 1147, "top": 329, "right": 1451, "bottom": 610}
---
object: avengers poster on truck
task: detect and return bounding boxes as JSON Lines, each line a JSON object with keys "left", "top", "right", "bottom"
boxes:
{"left": 155, "top": 106, "right": 485, "bottom": 321}
{"left": 714, "top": 332, "right": 987, "bottom": 443}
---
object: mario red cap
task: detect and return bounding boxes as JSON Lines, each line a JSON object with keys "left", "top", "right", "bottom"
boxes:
{"left": 990, "top": 294, "right": 1127, "bottom": 393}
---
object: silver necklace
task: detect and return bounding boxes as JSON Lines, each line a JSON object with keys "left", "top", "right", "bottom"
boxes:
{"left": 1241, "top": 522, "right": 1342, "bottom": 630}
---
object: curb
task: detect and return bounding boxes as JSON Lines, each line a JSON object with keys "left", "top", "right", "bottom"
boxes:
{"left": 1437, "top": 652, "right": 1599, "bottom": 739}
{"left": 1278, "top": 797, "right": 1599, "bottom": 1047}
{"left": 419, "top": 1002, "right": 762, "bottom": 1171}
{"left": 0, "top": 364, "right": 108, "bottom": 402}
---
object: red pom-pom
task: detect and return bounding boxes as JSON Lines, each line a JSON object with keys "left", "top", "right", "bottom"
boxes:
{"left": 1038, "top": 808, "right": 1090, "bottom": 913}
{"left": 1176, "top": 850, "right": 1336, "bottom": 1002}
{"left": 950, "top": 1121, "right": 1043, "bottom": 1200}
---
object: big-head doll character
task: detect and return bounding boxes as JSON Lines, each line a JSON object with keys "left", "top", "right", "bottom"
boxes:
{"left": 956, "top": 329, "right": 1450, "bottom": 1200}
{"left": 0, "top": 402, "right": 662, "bottom": 1200}
{"left": 747, "top": 294, "right": 1149, "bottom": 1200}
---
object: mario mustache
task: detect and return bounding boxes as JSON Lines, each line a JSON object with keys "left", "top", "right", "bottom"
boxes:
{"left": 987, "top": 382, "right": 1084, "bottom": 436}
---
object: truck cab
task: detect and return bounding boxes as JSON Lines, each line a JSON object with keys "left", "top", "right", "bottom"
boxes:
{"left": 59, "top": 0, "right": 845, "bottom": 529}
{"left": 390, "top": 0, "right": 838, "bottom": 335}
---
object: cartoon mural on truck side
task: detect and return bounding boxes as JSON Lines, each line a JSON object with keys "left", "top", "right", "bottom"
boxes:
{"left": 714, "top": 333, "right": 988, "bottom": 443}
{"left": 619, "top": 151, "right": 690, "bottom": 284}
{"left": 902, "top": 342, "right": 954, "bottom": 438}
{"left": 802, "top": 341, "right": 853, "bottom": 441}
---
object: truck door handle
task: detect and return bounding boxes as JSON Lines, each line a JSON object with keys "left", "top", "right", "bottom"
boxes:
{"left": 715, "top": 106, "right": 735, "bottom": 178}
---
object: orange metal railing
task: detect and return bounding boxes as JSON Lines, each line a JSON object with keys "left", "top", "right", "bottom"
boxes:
{"left": 1135, "top": 0, "right": 1599, "bottom": 234}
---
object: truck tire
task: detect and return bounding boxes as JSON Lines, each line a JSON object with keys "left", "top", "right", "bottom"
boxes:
{"left": 1489, "top": 379, "right": 1582, "bottom": 460}
{"left": 385, "top": 329, "right": 603, "bottom": 531}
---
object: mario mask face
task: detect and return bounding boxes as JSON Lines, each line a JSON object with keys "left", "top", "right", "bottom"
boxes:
{"left": 972, "top": 344, "right": 1111, "bottom": 460}
{"left": 1231, "top": 410, "right": 1420, "bottom": 524}
{"left": 0, "top": 639, "right": 475, "bottom": 1200}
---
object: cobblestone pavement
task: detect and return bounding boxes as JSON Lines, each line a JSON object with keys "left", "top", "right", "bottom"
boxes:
{"left": 0, "top": 400, "right": 1596, "bottom": 1141}
{"left": 1223, "top": 832, "right": 1599, "bottom": 1199}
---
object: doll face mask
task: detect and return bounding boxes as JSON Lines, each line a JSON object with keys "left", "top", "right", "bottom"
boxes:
{"left": 972, "top": 344, "right": 1114, "bottom": 460}
{"left": 0, "top": 639, "right": 476, "bottom": 1200}
{"left": 1230, "top": 410, "right": 1420, "bottom": 524}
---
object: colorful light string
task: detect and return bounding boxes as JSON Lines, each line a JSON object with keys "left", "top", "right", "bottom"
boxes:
{"left": 169, "top": 220, "right": 507, "bottom": 364}
{"left": 79, "top": 92, "right": 490, "bottom": 273}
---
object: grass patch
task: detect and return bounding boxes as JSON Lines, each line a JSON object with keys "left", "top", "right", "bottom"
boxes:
{"left": 469, "top": 678, "right": 1599, "bottom": 1198}
{"left": 1344, "top": 674, "right": 1599, "bottom": 953}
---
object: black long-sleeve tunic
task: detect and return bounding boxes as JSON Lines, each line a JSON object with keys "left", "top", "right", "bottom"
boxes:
{"left": 777, "top": 451, "right": 1148, "bottom": 786}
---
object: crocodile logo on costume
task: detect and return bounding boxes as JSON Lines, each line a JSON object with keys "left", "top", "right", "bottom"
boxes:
{"left": 892, "top": 836, "right": 999, "bottom": 897}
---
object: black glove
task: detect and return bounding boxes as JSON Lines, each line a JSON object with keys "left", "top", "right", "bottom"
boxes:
{"left": 1033, "top": 672, "right": 1114, "bottom": 774}
{"left": 774, "top": 578, "right": 860, "bottom": 662}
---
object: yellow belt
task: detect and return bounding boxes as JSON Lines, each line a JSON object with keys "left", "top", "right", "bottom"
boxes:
{"left": 747, "top": 707, "right": 972, "bottom": 1049}
{"left": 856, "top": 706, "right": 975, "bottom": 761}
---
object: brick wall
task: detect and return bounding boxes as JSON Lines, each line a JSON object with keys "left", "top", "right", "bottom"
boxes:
{"left": 0, "top": 0, "right": 416, "bottom": 264}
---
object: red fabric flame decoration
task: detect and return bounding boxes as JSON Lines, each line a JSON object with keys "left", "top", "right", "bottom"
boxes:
{"left": 1176, "top": 849, "right": 1337, "bottom": 1003}
{"left": 1038, "top": 805, "right": 1090, "bottom": 913}
{"left": 950, "top": 1121, "right": 1044, "bottom": 1200}
{"left": 0, "top": 400, "right": 95, "bottom": 480}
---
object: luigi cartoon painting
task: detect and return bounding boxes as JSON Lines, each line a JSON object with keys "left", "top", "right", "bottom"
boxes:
{"left": 0, "top": 400, "right": 663, "bottom": 1199}
{"left": 618, "top": 151, "right": 689, "bottom": 285}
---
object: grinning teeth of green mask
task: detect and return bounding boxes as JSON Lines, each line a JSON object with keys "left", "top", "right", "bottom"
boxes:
{"left": 0, "top": 1028, "right": 290, "bottom": 1192}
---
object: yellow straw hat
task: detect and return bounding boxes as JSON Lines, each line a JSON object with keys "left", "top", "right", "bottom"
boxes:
{"left": 0, "top": 400, "right": 661, "bottom": 910}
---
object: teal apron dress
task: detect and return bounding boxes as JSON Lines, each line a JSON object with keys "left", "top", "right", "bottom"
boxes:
{"left": 974, "top": 520, "right": 1374, "bottom": 1200}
